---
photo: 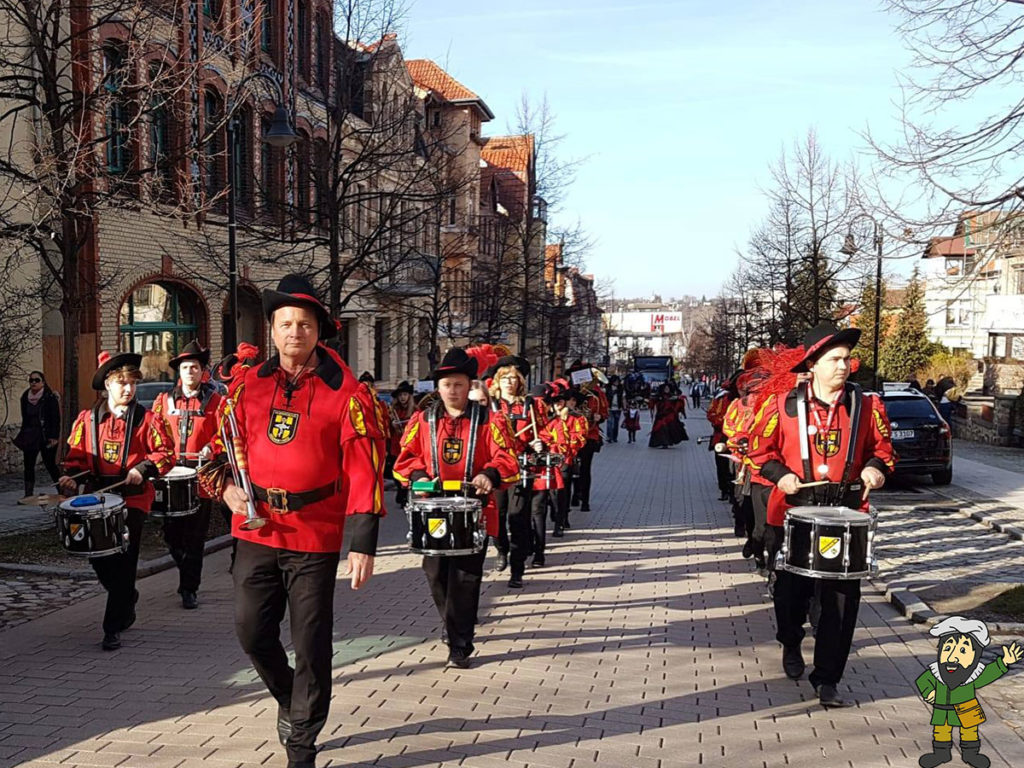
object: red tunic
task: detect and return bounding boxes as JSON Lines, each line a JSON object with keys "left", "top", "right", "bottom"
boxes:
{"left": 152, "top": 384, "right": 224, "bottom": 497}
{"left": 706, "top": 391, "right": 732, "bottom": 445}
{"left": 584, "top": 389, "right": 608, "bottom": 441}
{"left": 392, "top": 402, "right": 520, "bottom": 536}
{"left": 228, "top": 346, "right": 387, "bottom": 554}
{"left": 63, "top": 402, "right": 176, "bottom": 512}
{"left": 533, "top": 413, "right": 586, "bottom": 490}
{"left": 388, "top": 401, "right": 418, "bottom": 457}
{"left": 746, "top": 385, "right": 895, "bottom": 526}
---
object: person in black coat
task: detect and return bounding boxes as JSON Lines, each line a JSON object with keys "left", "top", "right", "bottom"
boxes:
{"left": 15, "top": 371, "right": 62, "bottom": 497}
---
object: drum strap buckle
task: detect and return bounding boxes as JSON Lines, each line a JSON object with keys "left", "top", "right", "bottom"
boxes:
{"left": 267, "top": 487, "right": 289, "bottom": 513}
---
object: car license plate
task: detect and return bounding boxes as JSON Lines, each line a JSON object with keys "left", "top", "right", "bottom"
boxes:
{"left": 893, "top": 429, "right": 915, "bottom": 440}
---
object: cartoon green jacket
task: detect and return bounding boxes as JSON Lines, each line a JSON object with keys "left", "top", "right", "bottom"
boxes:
{"left": 915, "top": 657, "right": 1008, "bottom": 726}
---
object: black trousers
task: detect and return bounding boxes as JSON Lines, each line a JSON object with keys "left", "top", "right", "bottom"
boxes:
{"left": 494, "top": 486, "right": 531, "bottom": 577}
{"left": 422, "top": 547, "right": 487, "bottom": 652}
{"left": 234, "top": 540, "right": 340, "bottom": 764}
{"left": 555, "top": 468, "right": 571, "bottom": 527}
{"left": 714, "top": 453, "right": 733, "bottom": 494}
{"left": 531, "top": 489, "right": 556, "bottom": 558}
{"left": 22, "top": 445, "right": 60, "bottom": 495}
{"left": 90, "top": 507, "right": 145, "bottom": 635}
{"left": 691, "top": 394, "right": 701, "bottom": 409}
{"left": 737, "top": 493, "right": 754, "bottom": 537}
{"left": 572, "top": 440, "right": 597, "bottom": 506}
{"left": 771, "top": 531, "right": 861, "bottom": 688}
{"left": 162, "top": 498, "right": 212, "bottom": 593}
{"left": 751, "top": 483, "right": 771, "bottom": 546}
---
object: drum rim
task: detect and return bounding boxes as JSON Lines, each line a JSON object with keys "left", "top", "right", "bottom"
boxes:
{"left": 410, "top": 545, "right": 486, "bottom": 556}
{"left": 405, "top": 498, "right": 483, "bottom": 511}
{"left": 57, "top": 498, "right": 127, "bottom": 517}
{"left": 152, "top": 506, "right": 201, "bottom": 518}
{"left": 787, "top": 506, "right": 869, "bottom": 523}
{"left": 779, "top": 562, "right": 876, "bottom": 580}
{"left": 162, "top": 466, "right": 199, "bottom": 479}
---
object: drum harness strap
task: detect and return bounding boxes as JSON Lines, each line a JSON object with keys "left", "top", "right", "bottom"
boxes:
{"left": 427, "top": 400, "right": 482, "bottom": 488}
{"left": 88, "top": 400, "right": 140, "bottom": 485}
{"left": 797, "top": 382, "right": 863, "bottom": 506}
{"left": 168, "top": 384, "right": 217, "bottom": 463}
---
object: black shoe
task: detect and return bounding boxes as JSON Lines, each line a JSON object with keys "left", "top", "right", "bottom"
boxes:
{"left": 581, "top": 504, "right": 591, "bottom": 512}
{"left": 571, "top": 498, "right": 581, "bottom": 507}
{"left": 508, "top": 576, "right": 524, "bottom": 588}
{"left": 447, "top": 646, "right": 473, "bottom": 669}
{"left": 552, "top": 526, "right": 564, "bottom": 537}
{"left": 782, "top": 644, "right": 805, "bottom": 680}
{"left": 277, "top": 706, "right": 292, "bottom": 746}
{"left": 562, "top": 520, "right": 571, "bottom": 529}
{"left": 101, "top": 632, "right": 121, "bottom": 651}
{"left": 741, "top": 540, "right": 754, "bottom": 559}
{"left": 121, "top": 609, "right": 136, "bottom": 632}
{"left": 180, "top": 590, "right": 198, "bottom": 610}
{"left": 917, "top": 741, "right": 953, "bottom": 768}
{"left": 733, "top": 520, "right": 745, "bottom": 537}
{"left": 495, "top": 553, "right": 508, "bottom": 572}
{"left": 719, "top": 492, "right": 730, "bottom": 501}
{"left": 530, "top": 557, "right": 545, "bottom": 568}
{"left": 815, "top": 683, "right": 851, "bottom": 708}
{"left": 959, "top": 742, "right": 990, "bottom": 768}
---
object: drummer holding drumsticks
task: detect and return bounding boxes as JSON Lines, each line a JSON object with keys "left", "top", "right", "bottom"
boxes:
{"left": 746, "top": 322, "right": 894, "bottom": 709}
{"left": 393, "top": 347, "right": 520, "bottom": 669}
{"left": 58, "top": 351, "right": 176, "bottom": 651}
{"left": 151, "top": 341, "right": 223, "bottom": 610}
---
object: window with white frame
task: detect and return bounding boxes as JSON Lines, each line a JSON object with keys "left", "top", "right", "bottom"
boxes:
{"left": 945, "top": 299, "right": 971, "bottom": 327}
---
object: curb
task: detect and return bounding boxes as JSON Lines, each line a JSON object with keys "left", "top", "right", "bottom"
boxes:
{"left": 869, "top": 577, "right": 1024, "bottom": 635}
{"left": 0, "top": 533, "right": 234, "bottom": 579}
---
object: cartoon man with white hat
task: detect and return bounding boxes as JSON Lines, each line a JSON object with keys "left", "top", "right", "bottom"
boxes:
{"left": 916, "top": 616, "right": 1023, "bottom": 767}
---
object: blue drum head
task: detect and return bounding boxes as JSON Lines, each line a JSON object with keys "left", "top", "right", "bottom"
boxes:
{"left": 69, "top": 495, "right": 102, "bottom": 508}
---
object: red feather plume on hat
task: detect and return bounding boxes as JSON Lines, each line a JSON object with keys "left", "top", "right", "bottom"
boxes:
{"left": 97, "top": 351, "right": 112, "bottom": 367}
{"left": 464, "top": 344, "right": 499, "bottom": 379}
{"left": 747, "top": 344, "right": 808, "bottom": 398}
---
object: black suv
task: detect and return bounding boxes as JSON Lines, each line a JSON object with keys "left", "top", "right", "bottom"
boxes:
{"left": 881, "top": 388, "right": 953, "bottom": 485}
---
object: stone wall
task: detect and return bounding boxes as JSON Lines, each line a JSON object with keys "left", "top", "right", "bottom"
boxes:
{"left": 984, "top": 361, "right": 1024, "bottom": 396}
{"left": 0, "top": 424, "right": 22, "bottom": 475}
{"left": 951, "top": 394, "right": 1020, "bottom": 445}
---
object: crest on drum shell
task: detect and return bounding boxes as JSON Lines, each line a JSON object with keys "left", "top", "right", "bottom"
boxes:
{"left": 428, "top": 516, "right": 448, "bottom": 539}
{"left": 813, "top": 429, "right": 841, "bottom": 457}
{"left": 442, "top": 437, "right": 463, "bottom": 464}
{"left": 818, "top": 536, "right": 841, "bottom": 560}
{"left": 70, "top": 523, "right": 86, "bottom": 542}
{"left": 102, "top": 440, "right": 121, "bottom": 463}
{"left": 268, "top": 409, "right": 300, "bottom": 445}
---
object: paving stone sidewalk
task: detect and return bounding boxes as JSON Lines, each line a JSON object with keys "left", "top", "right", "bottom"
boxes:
{"left": 2, "top": 419, "right": 1024, "bottom": 768}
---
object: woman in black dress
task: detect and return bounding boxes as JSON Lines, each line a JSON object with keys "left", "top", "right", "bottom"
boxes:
{"left": 14, "top": 371, "right": 61, "bottom": 497}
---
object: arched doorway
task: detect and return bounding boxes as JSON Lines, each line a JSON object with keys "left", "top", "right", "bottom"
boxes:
{"left": 118, "top": 280, "right": 206, "bottom": 381}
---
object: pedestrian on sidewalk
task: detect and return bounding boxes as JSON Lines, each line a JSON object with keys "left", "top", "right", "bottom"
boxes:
{"left": 217, "top": 275, "right": 387, "bottom": 768}
{"left": 151, "top": 341, "right": 222, "bottom": 610}
{"left": 393, "top": 347, "right": 520, "bottom": 669}
{"left": 747, "top": 322, "right": 894, "bottom": 709}
{"left": 58, "top": 351, "right": 176, "bottom": 652}
{"left": 623, "top": 401, "right": 641, "bottom": 443}
{"left": 605, "top": 375, "right": 624, "bottom": 443}
{"left": 14, "top": 371, "right": 61, "bottom": 498}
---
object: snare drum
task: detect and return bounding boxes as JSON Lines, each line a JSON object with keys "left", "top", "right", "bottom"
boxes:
{"left": 525, "top": 452, "right": 565, "bottom": 486}
{"left": 56, "top": 494, "right": 129, "bottom": 558}
{"left": 406, "top": 496, "right": 485, "bottom": 556}
{"left": 779, "top": 506, "right": 877, "bottom": 579}
{"left": 151, "top": 466, "right": 200, "bottom": 518}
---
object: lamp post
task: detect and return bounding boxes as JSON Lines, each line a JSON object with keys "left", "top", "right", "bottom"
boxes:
{"left": 840, "top": 217, "right": 884, "bottom": 391}
{"left": 223, "top": 74, "right": 298, "bottom": 352}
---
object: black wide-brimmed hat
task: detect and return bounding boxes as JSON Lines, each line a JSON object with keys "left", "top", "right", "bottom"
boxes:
{"left": 169, "top": 340, "right": 210, "bottom": 371}
{"left": 486, "top": 355, "right": 531, "bottom": 381}
{"left": 566, "top": 359, "right": 587, "bottom": 374}
{"left": 213, "top": 342, "right": 260, "bottom": 383}
{"left": 262, "top": 274, "right": 336, "bottom": 339}
{"left": 393, "top": 380, "right": 414, "bottom": 395}
{"left": 430, "top": 348, "right": 478, "bottom": 381}
{"left": 358, "top": 371, "right": 375, "bottom": 384}
{"left": 92, "top": 350, "right": 142, "bottom": 391}
{"left": 528, "top": 383, "right": 550, "bottom": 400}
{"left": 791, "top": 322, "right": 862, "bottom": 373}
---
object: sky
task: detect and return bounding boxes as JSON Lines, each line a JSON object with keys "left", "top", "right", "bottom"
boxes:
{"left": 401, "top": 0, "right": 917, "bottom": 300}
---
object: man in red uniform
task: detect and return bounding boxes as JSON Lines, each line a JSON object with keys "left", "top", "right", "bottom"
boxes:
{"left": 747, "top": 323, "right": 894, "bottom": 708}
{"left": 59, "top": 351, "right": 175, "bottom": 650}
{"left": 220, "top": 274, "right": 386, "bottom": 768}
{"left": 707, "top": 378, "right": 736, "bottom": 502}
{"left": 387, "top": 381, "right": 417, "bottom": 509}
{"left": 535, "top": 383, "right": 586, "bottom": 543}
{"left": 152, "top": 341, "right": 223, "bottom": 609}
{"left": 393, "top": 348, "right": 519, "bottom": 668}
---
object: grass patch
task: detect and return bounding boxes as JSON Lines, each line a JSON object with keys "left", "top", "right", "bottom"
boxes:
{"left": 980, "top": 585, "right": 1024, "bottom": 623}
{"left": 0, "top": 509, "right": 230, "bottom": 567}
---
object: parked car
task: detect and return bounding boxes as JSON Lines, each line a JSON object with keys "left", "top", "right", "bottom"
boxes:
{"left": 881, "top": 387, "right": 953, "bottom": 485}
{"left": 136, "top": 381, "right": 173, "bottom": 410}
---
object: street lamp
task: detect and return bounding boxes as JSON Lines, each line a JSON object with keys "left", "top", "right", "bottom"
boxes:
{"left": 840, "top": 216, "right": 884, "bottom": 391}
{"left": 223, "top": 73, "right": 298, "bottom": 352}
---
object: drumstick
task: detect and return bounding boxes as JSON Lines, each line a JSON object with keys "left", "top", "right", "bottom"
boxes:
{"left": 529, "top": 407, "right": 540, "bottom": 442}
{"left": 66, "top": 470, "right": 89, "bottom": 481}
{"left": 795, "top": 480, "right": 829, "bottom": 489}
{"left": 514, "top": 423, "right": 534, "bottom": 438}
{"left": 95, "top": 479, "right": 129, "bottom": 494}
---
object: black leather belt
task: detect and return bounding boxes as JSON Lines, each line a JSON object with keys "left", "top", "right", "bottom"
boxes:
{"left": 252, "top": 481, "right": 338, "bottom": 512}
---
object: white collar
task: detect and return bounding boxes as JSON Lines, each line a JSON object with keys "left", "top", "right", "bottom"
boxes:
{"left": 928, "top": 660, "right": 987, "bottom": 687}
{"left": 107, "top": 400, "right": 128, "bottom": 419}
{"left": 181, "top": 383, "right": 200, "bottom": 398}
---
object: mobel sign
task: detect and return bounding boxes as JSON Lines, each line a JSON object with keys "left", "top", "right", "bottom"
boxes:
{"left": 650, "top": 313, "right": 682, "bottom": 333}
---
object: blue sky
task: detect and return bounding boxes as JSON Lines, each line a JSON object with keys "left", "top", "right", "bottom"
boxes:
{"left": 402, "top": 0, "right": 915, "bottom": 299}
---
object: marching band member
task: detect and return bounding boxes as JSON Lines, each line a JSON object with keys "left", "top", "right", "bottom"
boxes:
{"left": 388, "top": 381, "right": 417, "bottom": 509}
{"left": 535, "top": 383, "right": 586, "bottom": 544}
{"left": 557, "top": 385, "right": 590, "bottom": 533}
{"left": 567, "top": 362, "right": 607, "bottom": 513}
{"left": 486, "top": 355, "right": 536, "bottom": 586}
{"left": 393, "top": 348, "right": 520, "bottom": 667}
{"left": 151, "top": 341, "right": 223, "bottom": 609}
{"left": 58, "top": 351, "right": 175, "bottom": 651}
{"left": 706, "top": 378, "right": 736, "bottom": 502}
{"left": 218, "top": 275, "right": 387, "bottom": 768}
{"left": 746, "top": 322, "right": 894, "bottom": 708}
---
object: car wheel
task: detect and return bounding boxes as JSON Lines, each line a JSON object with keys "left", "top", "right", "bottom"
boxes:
{"left": 932, "top": 468, "right": 953, "bottom": 486}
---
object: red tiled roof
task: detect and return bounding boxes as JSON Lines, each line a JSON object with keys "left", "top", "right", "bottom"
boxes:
{"left": 924, "top": 236, "right": 976, "bottom": 258}
{"left": 406, "top": 60, "right": 482, "bottom": 103}
{"left": 481, "top": 134, "right": 534, "bottom": 176}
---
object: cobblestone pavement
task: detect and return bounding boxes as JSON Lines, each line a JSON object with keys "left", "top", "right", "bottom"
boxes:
{"left": 2, "top": 419, "right": 1024, "bottom": 768}
{"left": 0, "top": 573, "right": 101, "bottom": 631}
